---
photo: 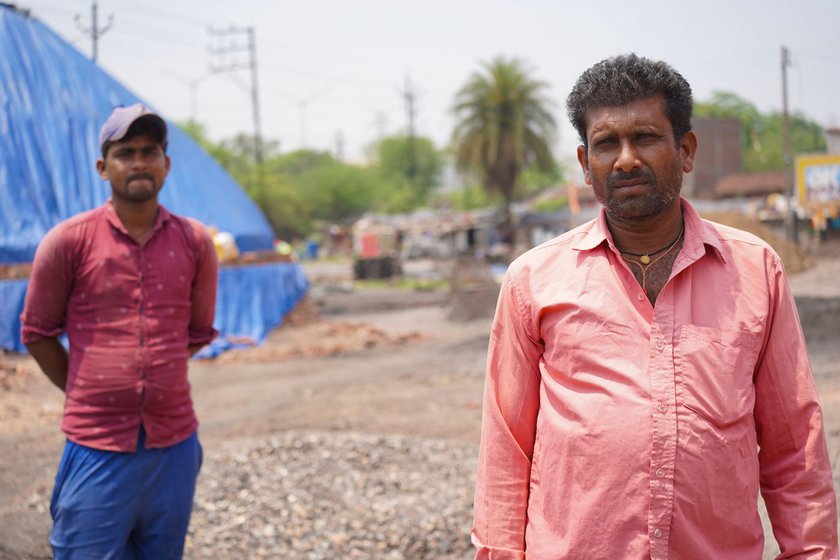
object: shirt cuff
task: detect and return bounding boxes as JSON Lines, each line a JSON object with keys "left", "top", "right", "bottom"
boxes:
{"left": 471, "top": 533, "right": 526, "bottom": 560}
{"left": 188, "top": 326, "right": 219, "bottom": 347}
{"left": 20, "top": 317, "right": 64, "bottom": 345}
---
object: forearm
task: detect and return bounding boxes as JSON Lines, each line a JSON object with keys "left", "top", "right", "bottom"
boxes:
{"left": 25, "top": 338, "right": 69, "bottom": 392}
{"left": 188, "top": 343, "right": 206, "bottom": 357}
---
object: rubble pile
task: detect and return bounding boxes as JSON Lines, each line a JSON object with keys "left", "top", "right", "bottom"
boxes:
{"left": 186, "top": 431, "right": 476, "bottom": 559}
{"left": 0, "top": 354, "right": 31, "bottom": 392}
{"left": 701, "top": 211, "right": 813, "bottom": 273}
{"left": 213, "top": 321, "right": 424, "bottom": 365}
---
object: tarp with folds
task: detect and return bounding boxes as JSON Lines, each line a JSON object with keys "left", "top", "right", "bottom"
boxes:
{"left": 0, "top": 4, "right": 308, "bottom": 353}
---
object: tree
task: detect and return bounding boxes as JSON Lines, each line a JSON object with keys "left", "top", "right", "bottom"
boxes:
{"left": 695, "top": 91, "right": 826, "bottom": 172}
{"left": 375, "top": 134, "right": 443, "bottom": 207}
{"left": 451, "top": 56, "right": 556, "bottom": 243}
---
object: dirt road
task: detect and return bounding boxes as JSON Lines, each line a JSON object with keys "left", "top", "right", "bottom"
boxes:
{"left": 1, "top": 254, "right": 838, "bottom": 559}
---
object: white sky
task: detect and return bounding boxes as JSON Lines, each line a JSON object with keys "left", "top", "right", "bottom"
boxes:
{"left": 16, "top": 0, "right": 840, "bottom": 169}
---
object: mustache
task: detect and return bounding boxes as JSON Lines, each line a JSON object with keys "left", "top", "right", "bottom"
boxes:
{"left": 126, "top": 172, "right": 155, "bottom": 183}
{"left": 607, "top": 169, "right": 653, "bottom": 188}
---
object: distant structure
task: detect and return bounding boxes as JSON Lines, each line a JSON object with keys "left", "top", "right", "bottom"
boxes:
{"left": 687, "top": 117, "right": 742, "bottom": 199}
{"left": 826, "top": 128, "right": 840, "bottom": 155}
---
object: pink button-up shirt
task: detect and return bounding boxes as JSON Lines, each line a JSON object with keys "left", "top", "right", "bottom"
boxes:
{"left": 472, "top": 200, "right": 838, "bottom": 559}
{"left": 21, "top": 201, "right": 218, "bottom": 452}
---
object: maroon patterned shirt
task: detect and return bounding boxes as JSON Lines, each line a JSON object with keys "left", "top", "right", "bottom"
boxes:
{"left": 21, "top": 201, "right": 218, "bottom": 452}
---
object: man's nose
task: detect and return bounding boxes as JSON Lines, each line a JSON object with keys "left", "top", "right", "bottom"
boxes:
{"left": 129, "top": 153, "right": 147, "bottom": 170}
{"left": 614, "top": 141, "right": 641, "bottom": 173}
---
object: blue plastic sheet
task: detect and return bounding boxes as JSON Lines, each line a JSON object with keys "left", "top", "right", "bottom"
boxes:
{"left": 200, "top": 262, "right": 310, "bottom": 358}
{"left": 0, "top": 5, "right": 274, "bottom": 263}
{"left": 2, "top": 262, "right": 308, "bottom": 355}
{"left": 0, "top": 279, "right": 27, "bottom": 352}
{"left": 0, "top": 5, "right": 308, "bottom": 354}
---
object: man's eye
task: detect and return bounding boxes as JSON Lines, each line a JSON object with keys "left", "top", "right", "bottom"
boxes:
{"left": 594, "top": 138, "right": 616, "bottom": 148}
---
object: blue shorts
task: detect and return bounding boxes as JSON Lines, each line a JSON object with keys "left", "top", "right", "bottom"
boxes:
{"left": 49, "top": 428, "right": 202, "bottom": 560}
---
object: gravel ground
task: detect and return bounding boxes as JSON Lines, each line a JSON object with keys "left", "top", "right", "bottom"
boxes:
{"left": 184, "top": 432, "right": 476, "bottom": 560}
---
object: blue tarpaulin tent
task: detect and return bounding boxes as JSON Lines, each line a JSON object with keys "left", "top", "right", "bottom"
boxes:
{"left": 0, "top": 4, "right": 308, "bottom": 354}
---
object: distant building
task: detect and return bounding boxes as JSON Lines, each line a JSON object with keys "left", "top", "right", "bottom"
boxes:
{"left": 826, "top": 128, "right": 840, "bottom": 155}
{"left": 714, "top": 171, "right": 786, "bottom": 198}
{"left": 688, "top": 117, "right": 743, "bottom": 199}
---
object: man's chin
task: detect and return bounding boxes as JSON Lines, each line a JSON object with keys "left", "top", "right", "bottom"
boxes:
{"left": 604, "top": 199, "right": 666, "bottom": 223}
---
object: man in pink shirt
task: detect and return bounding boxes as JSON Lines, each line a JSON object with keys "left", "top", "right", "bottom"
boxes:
{"left": 21, "top": 104, "right": 218, "bottom": 558}
{"left": 472, "top": 54, "right": 838, "bottom": 559}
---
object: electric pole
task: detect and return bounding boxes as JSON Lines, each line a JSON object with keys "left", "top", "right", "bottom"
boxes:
{"left": 334, "top": 131, "right": 345, "bottom": 161}
{"left": 75, "top": 2, "right": 113, "bottom": 63}
{"left": 161, "top": 70, "right": 210, "bottom": 123}
{"left": 781, "top": 46, "right": 795, "bottom": 242}
{"left": 277, "top": 89, "right": 330, "bottom": 149}
{"left": 402, "top": 76, "right": 418, "bottom": 185}
{"left": 208, "top": 26, "right": 264, "bottom": 205}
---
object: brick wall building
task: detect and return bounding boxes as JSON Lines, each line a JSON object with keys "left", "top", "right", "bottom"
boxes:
{"left": 687, "top": 117, "right": 742, "bottom": 199}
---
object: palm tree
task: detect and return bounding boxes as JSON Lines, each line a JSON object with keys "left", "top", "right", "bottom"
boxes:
{"left": 451, "top": 57, "right": 556, "bottom": 245}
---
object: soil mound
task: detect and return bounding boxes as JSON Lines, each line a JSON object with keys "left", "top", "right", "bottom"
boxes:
{"left": 701, "top": 212, "right": 813, "bottom": 274}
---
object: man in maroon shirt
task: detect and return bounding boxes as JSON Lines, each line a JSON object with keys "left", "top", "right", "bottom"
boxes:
{"left": 21, "top": 104, "right": 219, "bottom": 559}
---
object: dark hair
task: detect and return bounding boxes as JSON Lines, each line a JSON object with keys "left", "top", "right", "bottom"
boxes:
{"left": 566, "top": 53, "right": 693, "bottom": 146}
{"left": 101, "top": 118, "right": 168, "bottom": 158}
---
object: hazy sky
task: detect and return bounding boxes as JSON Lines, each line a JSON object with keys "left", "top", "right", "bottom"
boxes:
{"left": 17, "top": 0, "right": 840, "bottom": 167}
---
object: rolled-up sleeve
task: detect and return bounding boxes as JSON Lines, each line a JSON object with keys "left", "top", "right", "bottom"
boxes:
{"left": 20, "top": 226, "right": 73, "bottom": 344}
{"left": 754, "top": 257, "right": 838, "bottom": 558}
{"left": 472, "top": 271, "right": 543, "bottom": 559}
{"left": 187, "top": 221, "right": 219, "bottom": 346}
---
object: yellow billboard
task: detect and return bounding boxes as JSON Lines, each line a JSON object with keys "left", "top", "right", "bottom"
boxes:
{"left": 796, "top": 154, "right": 840, "bottom": 207}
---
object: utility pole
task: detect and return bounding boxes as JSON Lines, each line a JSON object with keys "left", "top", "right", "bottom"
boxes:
{"left": 781, "top": 46, "right": 795, "bottom": 242}
{"left": 401, "top": 76, "right": 418, "bottom": 185}
{"left": 334, "top": 131, "right": 345, "bottom": 161}
{"left": 277, "top": 89, "right": 330, "bottom": 149}
{"left": 161, "top": 70, "right": 210, "bottom": 122}
{"left": 75, "top": 1, "right": 113, "bottom": 63}
{"left": 208, "top": 26, "right": 264, "bottom": 205}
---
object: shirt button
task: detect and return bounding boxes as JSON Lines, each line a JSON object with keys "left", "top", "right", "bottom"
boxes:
{"left": 656, "top": 468, "right": 665, "bottom": 478}
{"left": 657, "top": 403, "right": 668, "bottom": 413}
{"left": 654, "top": 528, "right": 663, "bottom": 538}
{"left": 637, "top": 292, "right": 645, "bottom": 301}
{"left": 655, "top": 340, "right": 665, "bottom": 350}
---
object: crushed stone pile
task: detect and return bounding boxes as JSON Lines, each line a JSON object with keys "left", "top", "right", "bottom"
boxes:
{"left": 185, "top": 431, "right": 476, "bottom": 559}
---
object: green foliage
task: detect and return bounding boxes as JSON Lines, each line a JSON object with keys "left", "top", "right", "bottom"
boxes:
{"left": 532, "top": 195, "right": 569, "bottom": 214}
{"left": 375, "top": 135, "right": 443, "bottom": 205}
{"left": 518, "top": 163, "right": 565, "bottom": 199}
{"left": 434, "top": 182, "right": 500, "bottom": 211}
{"left": 269, "top": 149, "right": 335, "bottom": 176}
{"left": 451, "top": 56, "right": 557, "bottom": 240}
{"left": 695, "top": 91, "right": 826, "bottom": 172}
{"left": 176, "top": 123, "right": 408, "bottom": 239}
{"left": 293, "top": 162, "right": 388, "bottom": 223}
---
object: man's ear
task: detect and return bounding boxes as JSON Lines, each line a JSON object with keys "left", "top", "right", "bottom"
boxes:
{"left": 96, "top": 158, "right": 108, "bottom": 181}
{"left": 680, "top": 130, "right": 698, "bottom": 174}
{"left": 576, "top": 145, "right": 592, "bottom": 185}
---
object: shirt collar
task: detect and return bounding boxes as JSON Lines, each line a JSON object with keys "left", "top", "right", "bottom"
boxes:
{"left": 103, "top": 199, "right": 171, "bottom": 241}
{"left": 572, "top": 198, "right": 726, "bottom": 264}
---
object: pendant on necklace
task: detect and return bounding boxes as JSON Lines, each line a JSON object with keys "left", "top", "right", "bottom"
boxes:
{"left": 640, "top": 255, "right": 651, "bottom": 265}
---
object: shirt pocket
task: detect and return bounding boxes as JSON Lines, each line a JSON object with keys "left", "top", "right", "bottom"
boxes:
{"left": 676, "top": 325, "right": 760, "bottom": 431}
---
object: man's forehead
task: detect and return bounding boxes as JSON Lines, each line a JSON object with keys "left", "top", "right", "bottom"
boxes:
{"left": 584, "top": 96, "right": 669, "bottom": 135}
